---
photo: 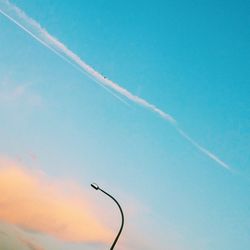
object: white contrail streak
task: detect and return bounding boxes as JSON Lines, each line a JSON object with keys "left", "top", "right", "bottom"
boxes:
{"left": 0, "top": 5, "right": 129, "bottom": 106}
{"left": 0, "top": 0, "right": 176, "bottom": 124}
{"left": 176, "top": 127, "right": 230, "bottom": 170}
{"left": 0, "top": 0, "right": 231, "bottom": 170}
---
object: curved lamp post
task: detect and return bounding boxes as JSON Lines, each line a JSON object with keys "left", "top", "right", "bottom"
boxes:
{"left": 91, "top": 183, "right": 124, "bottom": 250}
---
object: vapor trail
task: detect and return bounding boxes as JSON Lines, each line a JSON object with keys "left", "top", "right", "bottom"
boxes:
{"left": 0, "top": 0, "right": 231, "bottom": 170}
{"left": 0, "top": 6, "right": 129, "bottom": 106}
{"left": 176, "top": 127, "right": 230, "bottom": 170}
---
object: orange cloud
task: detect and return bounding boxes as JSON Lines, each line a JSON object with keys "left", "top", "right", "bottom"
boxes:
{"left": 0, "top": 156, "right": 112, "bottom": 243}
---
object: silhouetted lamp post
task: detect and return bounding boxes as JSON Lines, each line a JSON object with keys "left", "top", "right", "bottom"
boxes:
{"left": 91, "top": 183, "right": 124, "bottom": 250}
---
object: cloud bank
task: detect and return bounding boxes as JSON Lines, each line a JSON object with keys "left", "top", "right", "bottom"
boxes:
{"left": 0, "top": 0, "right": 230, "bottom": 170}
{"left": 0, "top": 156, "right": 112, "bottom": 244}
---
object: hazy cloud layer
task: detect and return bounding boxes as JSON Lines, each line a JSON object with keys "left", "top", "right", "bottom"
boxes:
{"left": 0, "top": 156, "right": 112, "bottom": 244}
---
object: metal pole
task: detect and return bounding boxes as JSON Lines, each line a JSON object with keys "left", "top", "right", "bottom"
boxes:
{"left": 91, "top": 183, "right": 124, "bottom": 250}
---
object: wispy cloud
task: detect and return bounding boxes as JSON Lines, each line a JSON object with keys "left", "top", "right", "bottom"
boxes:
{"left": 0, "top": 83, "right": 25, "bottom": 100}
{"left": 0, "top": 156, "right": 112, "bottom": 243}
{"left": 0, "top": 77, "right": 42, "bottom": 106}
{"left": 0, "top": 0, "right": 231, "bottom": 170}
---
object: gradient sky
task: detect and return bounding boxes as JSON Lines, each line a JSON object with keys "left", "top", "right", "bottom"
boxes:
{"left": 0, "top": 0, "right": 249, "bottom": 249}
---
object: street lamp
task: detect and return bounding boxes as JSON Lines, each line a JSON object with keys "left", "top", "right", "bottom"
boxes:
{"left": 91, "top": 183, "right": 124, "bottom": 250}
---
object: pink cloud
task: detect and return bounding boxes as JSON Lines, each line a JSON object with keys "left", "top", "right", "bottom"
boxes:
{"left": 0, "top": 156, "right": 112, "bottom": 244}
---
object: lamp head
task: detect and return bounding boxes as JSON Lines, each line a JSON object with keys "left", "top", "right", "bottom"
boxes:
{"left": 91, "top": 183, "right": 99, "bottom": 190}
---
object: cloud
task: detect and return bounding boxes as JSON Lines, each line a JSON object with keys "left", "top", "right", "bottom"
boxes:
{"left": 0, "top": 84, "right": 25, "bottom": 100}
{"left": 0, "top": 77, "right": 42, "bottom": 106}
{"left": 0, "top": 0, "right": 231, "bottom": 171}
{"left": 0, "top": 156, "right": 112, "bottom": 244}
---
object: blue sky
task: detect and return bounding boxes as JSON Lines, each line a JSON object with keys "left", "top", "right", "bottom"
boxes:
{"left": 0, "top": 0, "right": 249, "bottom": 249}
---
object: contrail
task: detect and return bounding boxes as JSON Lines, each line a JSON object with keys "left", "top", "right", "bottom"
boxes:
{"left": 176, "top": 127, "right": 230, "bottom": 170}
{"left": 0, "top": 0, "right": 231, "bottom": 170}
{"left": 0, "top": 3, "right": 129, "bottom": 106}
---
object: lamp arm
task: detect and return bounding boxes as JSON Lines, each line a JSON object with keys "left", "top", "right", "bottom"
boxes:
{"left": 99, "top": 188, "right": 124, "bottom": 250}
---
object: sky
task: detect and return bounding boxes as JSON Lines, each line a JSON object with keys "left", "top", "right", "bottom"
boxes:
{"left": 0, "top": 0, "right": 249, "bottom": 249}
